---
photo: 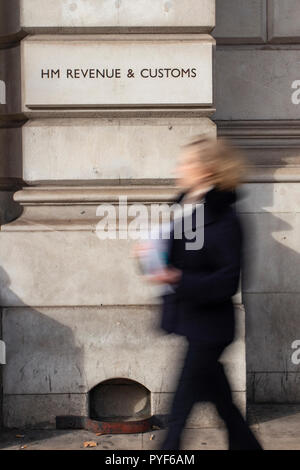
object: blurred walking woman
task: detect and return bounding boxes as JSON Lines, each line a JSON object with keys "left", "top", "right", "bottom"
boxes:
{"left": 149, "top": 138, "right": 262, "bottom": 450}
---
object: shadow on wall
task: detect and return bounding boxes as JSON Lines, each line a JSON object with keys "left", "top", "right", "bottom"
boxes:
{"left": 0, "top": 189, "right": 23, "bottom": 226}
{"left": 0, "top": 0, "right": 21, "bottom": 43}
{"left": 238, "top": 153, "right": 300, "bottom": 407}
{"left": 0, "top": 0, "right": 26, "bottom": 227}
{"left": 0, "top": 266, "right": 85, "bottom": 430}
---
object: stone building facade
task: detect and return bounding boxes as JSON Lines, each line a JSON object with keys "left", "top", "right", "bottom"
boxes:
{"left": 0, "top": 0, "right": 299, "bottom": 428}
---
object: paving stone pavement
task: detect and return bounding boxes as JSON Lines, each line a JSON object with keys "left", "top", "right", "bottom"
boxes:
{"left": 0, "top": 405, "right": 299, "bottom": 450}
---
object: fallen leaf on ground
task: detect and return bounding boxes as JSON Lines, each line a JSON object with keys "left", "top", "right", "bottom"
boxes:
{"left": 150, "top": 434, "right": 155, "bottom": 441}
{"left": 83, "top": 441, "right": 97, "bottom": 448}
{"left": 20, "top": 445, "right": 28, "bottom": 449}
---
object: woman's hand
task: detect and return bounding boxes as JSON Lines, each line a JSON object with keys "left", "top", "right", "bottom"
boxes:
{"left": 132, "top": 241, "right": 152, "bottom": 258}
{"left": 132, "top": 242, "right": 181, "bottom": 285}
{"left": 146, "top": 267, "right": 182, "bottom": 285}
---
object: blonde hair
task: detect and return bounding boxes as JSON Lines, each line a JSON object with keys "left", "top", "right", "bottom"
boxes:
{"left": 184, "top": 137, "right": 245, "bottom": 191}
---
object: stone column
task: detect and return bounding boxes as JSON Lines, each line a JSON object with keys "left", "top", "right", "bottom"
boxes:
{"left": 0, "top": 0, "right": 245, "bottom": 429}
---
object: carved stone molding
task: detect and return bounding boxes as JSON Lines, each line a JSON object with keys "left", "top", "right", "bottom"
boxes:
{"left": 217, "top": 120, "right": 300, "bottom": 181}
{"left": 14, "top": 185, "right": 177, "bottom": 206}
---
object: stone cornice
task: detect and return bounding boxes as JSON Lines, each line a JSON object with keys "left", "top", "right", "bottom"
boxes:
{"left": 216, "top": 120, "right": 300, "bottom": 139}
{"left": 216, "top": 120, "right": 300, "bottom": 181}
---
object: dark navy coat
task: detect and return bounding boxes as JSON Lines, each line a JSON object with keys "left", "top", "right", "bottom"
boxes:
{"left": 160, "top": 187, "right": 243, "bottom": 345}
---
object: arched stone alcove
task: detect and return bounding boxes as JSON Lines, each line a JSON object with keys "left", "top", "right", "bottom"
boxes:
{"left": 89, "top": 378, "right": 151, "bottom": 421}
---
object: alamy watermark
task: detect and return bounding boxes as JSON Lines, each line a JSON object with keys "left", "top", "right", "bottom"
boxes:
{"left": 291, "top": 340, "right": 300, "bottom": 365}
{"left": 95, "top": 196, "right": 204, "bottom": 251}
{"left": 0, "top": 340, "right": 6, "bottom": 365}
{"left": 291, "top": 80, "right": 300, "bottom": 105}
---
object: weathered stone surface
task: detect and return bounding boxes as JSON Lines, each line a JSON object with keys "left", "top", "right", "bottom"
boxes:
{"left": 250, "top": 372, "right": 300, "bottom": 403}
{"left": 0, "top": 224, "right": 245, "bottom": 307}
{"left": 241, "top": 213, "right": 300, "bottom": 293}
{"left": 2, "top": 407, "right": 300, "bottom": 449}
{"left": 0, "top": 233, "right": 160, "bottom": 306}
{"left": 213, "top": 0, "right": 266, "bottom": 43}
{"left": 2, "top": 306, "right": 245, "bottom": 395}
{"left": 22, "top": 35, "right": 214, "bottom": 110}
{"left": 244, "top": 293, "right": 300, "bottom": 372}
{"left": 268, "top": 0, "right": 300, "bottom": 42}
{"left": 2, "top": 393, "right": 246, "bottom": 430}
{"left": 237, "top": 183, "right": 300, "bottom": 214}
{"left": 20, "top": 0, "right": 215, "bottom": 30}
{"left": 2, "top": 306, "right": 186, "bottom": 394}
{"left": 22, "top": 118, "right": 216, "bottom": 183}
{"left": 238, "top": 183, "right": 300, "bottom": 404}
{"left": 214, "top": 49, "right": 300, "bottom": 120}
{"left": 3, "top": 394, "right": 88, "bottom": 429}
{"left": 152, "top": 391, "right": 246, "bottom": 428}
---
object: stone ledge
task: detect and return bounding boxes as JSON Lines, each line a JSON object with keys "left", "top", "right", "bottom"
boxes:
{"left": 13, "top": 185, "right": 178, "bottom": 205}
{"left": 22, "top": 108, "right": 217, "bottom": 119}
{"left": 23, "top": 33, "right": 215, "bottom": 43}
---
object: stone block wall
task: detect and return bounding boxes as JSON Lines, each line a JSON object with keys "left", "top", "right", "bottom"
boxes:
{"left": 213, "top": 0, "right": 300, "bottom": 403}
{"left": 0, "top": 1, "right": 248, "bottom": 429}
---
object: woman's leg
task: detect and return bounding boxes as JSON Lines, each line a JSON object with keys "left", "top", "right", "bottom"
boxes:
{"left": 161, "top": 341, "right": 263, "bottom": 450}
{"left": 160, "top": 342, "right": 225, "bottom": 450}
{"left": 211, "top": 360, "right": 263, "bottom": 450}
{"left": 160, "top": 343, "right": 199, "bottom": 450}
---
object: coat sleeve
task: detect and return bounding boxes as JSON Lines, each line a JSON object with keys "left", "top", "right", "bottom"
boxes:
{"left": 174, "top": 215, "right": 242, "bottom": 305}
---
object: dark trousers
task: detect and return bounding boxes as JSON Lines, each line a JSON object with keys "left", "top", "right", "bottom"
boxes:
{"left": 161, "top": 341, "right": 262, "bottom": 450}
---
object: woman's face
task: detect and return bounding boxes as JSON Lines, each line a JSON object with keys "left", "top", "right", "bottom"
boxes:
{"left": 175, "top": 147, "right": 212, "bottom": 191}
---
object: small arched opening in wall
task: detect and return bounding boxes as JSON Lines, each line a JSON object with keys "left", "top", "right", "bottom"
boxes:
{"left": 89, "top": 378, "right": 151, "bottom": 422}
